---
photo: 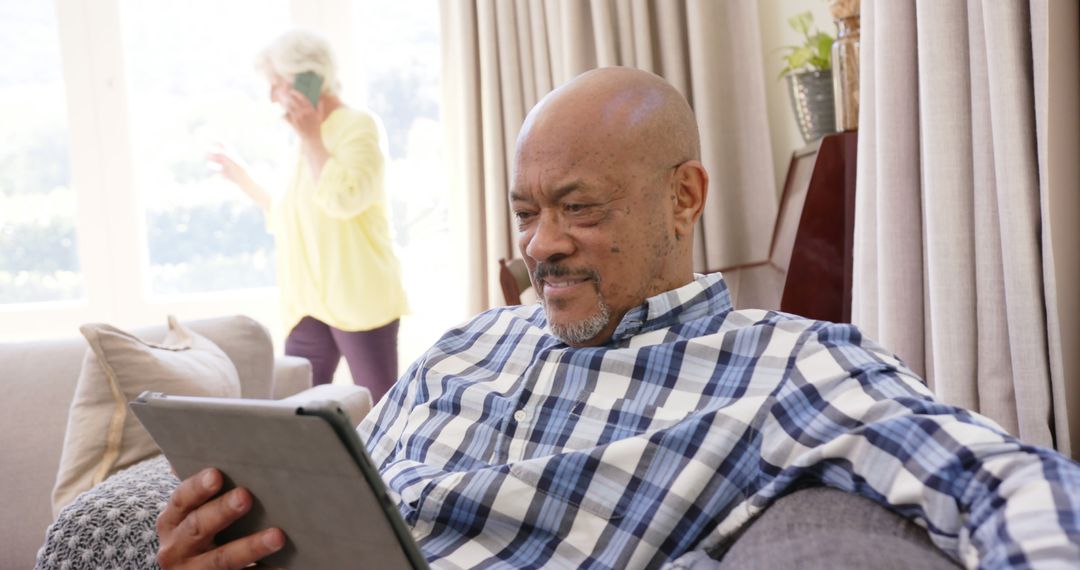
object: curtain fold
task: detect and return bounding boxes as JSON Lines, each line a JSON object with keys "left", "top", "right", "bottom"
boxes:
{"left": 853, "top": 0, "right": 1079, "bottom": 454}
{"left": 442, "top": 0, "right": 777, "bottom": 311}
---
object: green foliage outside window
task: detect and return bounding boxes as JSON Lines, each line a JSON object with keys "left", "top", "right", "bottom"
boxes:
{"left": 0, "top": 202, "right": 275, "bottom": 302}
{"left": 145, "top": 203, "right": 276, "bottom": 294}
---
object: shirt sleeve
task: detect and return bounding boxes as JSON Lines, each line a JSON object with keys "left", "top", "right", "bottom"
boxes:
{"left": 760, "top": 322, "right": 1080, "bottom": 568}
{"left": 312, "top": 112, "right": 385, "bottom": 220}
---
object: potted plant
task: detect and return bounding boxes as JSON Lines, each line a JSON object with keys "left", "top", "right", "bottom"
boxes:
{"left": 779, "top": 11, "right": 835, "bottom": 143}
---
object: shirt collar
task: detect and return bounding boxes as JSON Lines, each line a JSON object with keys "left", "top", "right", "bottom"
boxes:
{"left": 607, "top": 273, "right": 731, "bottom": 343}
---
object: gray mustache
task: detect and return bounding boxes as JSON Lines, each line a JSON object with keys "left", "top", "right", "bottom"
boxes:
{"left": 533, "top": 263, "right": 600, "bottom": 283}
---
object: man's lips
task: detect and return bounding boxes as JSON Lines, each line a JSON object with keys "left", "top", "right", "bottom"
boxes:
{"left": 539, "top": 275, "right": 594, "bottom": 300}
{"left": 542, "top": 276, "right": 591, "bottom": 289}
{"left": 533, "top": 263, "right": 599, "bottom": 300}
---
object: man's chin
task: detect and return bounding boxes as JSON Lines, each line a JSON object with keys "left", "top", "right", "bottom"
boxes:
{"left": 545, "top": 304, "right": 612, "bottom": 346}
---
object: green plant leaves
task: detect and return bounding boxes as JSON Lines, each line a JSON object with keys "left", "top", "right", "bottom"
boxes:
{"left": 788, "top": 12, "right": 813, "bottom": 36}
{"left": 814, "top": 32, "right": 834, "bottom": 66}
{"left": 778, "top": 10, "right": 833, "bottom": 77}
{"left": 781, "top": 47, "right": 812, "bottom": 76}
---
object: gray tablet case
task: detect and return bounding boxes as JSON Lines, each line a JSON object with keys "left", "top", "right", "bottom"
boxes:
{"left": 129, "top": 392, "right": 428, "bottom": 569}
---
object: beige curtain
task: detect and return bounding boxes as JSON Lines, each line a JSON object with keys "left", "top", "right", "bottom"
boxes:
{"left": 441, "top": 0, "right": 777, "bottom": 311}
{"left": 853, "top": 0, "right": 1080, "bottom": 455}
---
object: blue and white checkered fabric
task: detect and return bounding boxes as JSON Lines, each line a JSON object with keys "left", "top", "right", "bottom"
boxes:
{"left": 360, "top": 274, "right": 1080, "bottom": 569}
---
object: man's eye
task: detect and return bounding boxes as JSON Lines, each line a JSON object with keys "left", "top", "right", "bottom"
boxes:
{"left": 565, "top": 203, "right": 591, "bottom": 213}
{"left": 514, "top": 210, "right": 536, "bottom": 222}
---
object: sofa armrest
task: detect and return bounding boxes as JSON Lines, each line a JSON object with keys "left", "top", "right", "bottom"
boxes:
{"left": 278, "top": 384, "right": 373, "bottom": 427}
{"left": 705, "top": 488, "right": 959, "bottom": 569}
{"left": 268, "top": 357, "right": 375, "bottom": 425}
{"left": 270, "top": 355, "right": 313, "bottom": 399}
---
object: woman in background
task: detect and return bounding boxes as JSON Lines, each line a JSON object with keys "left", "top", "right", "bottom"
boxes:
{"left": 208, "top": 30, "right": 407, "bottom": 402}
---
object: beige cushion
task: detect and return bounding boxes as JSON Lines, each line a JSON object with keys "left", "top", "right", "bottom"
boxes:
{"left": 50, "top": 316, "right": 241, "bottom": 516}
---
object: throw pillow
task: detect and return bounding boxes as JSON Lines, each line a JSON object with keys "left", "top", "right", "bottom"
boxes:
{"left": 51, "top": 316, "right": 241, "bottom": 517}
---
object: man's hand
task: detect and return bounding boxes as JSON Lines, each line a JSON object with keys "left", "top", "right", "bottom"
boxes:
{"left": 157, "top": 468, "right": 285, "bottom": 569}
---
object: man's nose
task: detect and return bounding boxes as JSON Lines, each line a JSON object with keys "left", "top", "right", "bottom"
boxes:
{"left": 524, "top": 213, "right": 574, "bottom": 262}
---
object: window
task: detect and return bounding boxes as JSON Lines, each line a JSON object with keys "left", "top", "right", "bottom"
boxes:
{"left": 352, "top": 0, "right": 462, "bottom": 358}
{"left": 120, "top": 0, "right": 291, "bottom": 295}
{"left": 0, "top": 1, "right": 81, "bottom": 304}
{"left": 2, "top": 0, "right": 467, "bottom": 368}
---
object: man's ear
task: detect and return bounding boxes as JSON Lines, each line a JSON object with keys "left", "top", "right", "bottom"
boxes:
{"left": 672, "top": 160, "right": 708, "bottom": 240}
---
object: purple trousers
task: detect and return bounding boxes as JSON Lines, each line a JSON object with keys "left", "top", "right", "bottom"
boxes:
{"left": 284, "top": 316, "right": 399, "bottom": 402}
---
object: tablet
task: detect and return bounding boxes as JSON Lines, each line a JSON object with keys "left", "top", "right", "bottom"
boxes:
{"left": 129, "top": 391, "right": 428, "bottom": 569}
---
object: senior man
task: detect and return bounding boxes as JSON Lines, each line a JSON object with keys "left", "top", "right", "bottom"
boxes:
{"left": 158, "top": 67, "right": 1080, "bottom": 569}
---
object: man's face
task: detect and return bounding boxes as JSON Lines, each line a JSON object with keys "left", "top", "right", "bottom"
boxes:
{"left": 510, "top": 132, "right": 678, "bottom": 346}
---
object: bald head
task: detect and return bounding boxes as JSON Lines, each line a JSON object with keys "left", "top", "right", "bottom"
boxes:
{"left": 517, "top": 67, "right": 700, "bottom": 174}
{"left": 510, "top": 67, "right": 709, "bottom": 347}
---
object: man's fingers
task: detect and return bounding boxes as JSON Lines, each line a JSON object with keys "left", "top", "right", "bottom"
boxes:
{"left": 158, "top": 469, "right": 223, "bottom": 533}
{"left": 174, "top": 488, "right": 253, "bottom": 551}
{"left": 193, "top": 528, "right": 286, "bottom": 570}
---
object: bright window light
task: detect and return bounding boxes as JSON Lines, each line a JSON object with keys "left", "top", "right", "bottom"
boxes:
{"left": 120, "top": 0, "right": 292, "bottom": 296}
{"left": 0, "top": 1, "right": 82, "bottom": 304}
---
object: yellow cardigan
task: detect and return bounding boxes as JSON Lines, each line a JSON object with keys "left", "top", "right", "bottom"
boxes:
{"left": 269, "top": 107, "right": 408, "bottom": 333}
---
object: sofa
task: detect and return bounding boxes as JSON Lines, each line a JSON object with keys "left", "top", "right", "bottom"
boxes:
{"left": 0, "top": 315, "right": 320, "bottom": 570}
{"left": 4, "top": 315, "right": 963, "bottom": 570}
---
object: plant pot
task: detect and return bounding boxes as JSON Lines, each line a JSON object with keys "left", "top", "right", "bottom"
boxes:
{"left": 786, "top": 70, "right": 836, "bottom": 143}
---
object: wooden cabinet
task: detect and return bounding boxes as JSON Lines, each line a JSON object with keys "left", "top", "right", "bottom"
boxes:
{"left": 781, "top": 131, "right": 858, "bottom": 323}
{"left": 721, "top": 132, "right": 858, "bottom": 323}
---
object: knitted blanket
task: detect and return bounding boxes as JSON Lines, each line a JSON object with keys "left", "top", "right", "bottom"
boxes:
{"left": 36, "top": 456, "right": 177, "bottom": 570}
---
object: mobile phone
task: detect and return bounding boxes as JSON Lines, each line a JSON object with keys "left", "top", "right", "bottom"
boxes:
{"left": 293, "top": 71, "right": 324, "bottom": 107}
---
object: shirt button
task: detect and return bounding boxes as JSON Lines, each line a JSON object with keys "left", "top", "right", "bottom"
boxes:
{"left": 513, "top": 409, "right": 528, "bottom": 422}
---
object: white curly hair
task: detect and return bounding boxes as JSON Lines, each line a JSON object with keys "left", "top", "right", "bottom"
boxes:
{"left": 255, "top": 29, "right": 341, "bottom": 96}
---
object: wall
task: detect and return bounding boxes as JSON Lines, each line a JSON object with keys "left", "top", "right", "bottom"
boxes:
{"left": 757, "top": 0, "right": 836, "bottom": 197}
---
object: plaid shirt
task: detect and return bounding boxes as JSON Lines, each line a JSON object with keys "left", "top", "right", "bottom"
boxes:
{"left": 360, "top": 274, "right": 1080, "bottom": 569}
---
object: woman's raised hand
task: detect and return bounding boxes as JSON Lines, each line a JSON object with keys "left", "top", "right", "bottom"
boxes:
{"left": 206, "top": 144, "right": 270, "bottom": 213}
{"left": 206, "top": 144, "right": 252, "bottom": 188}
